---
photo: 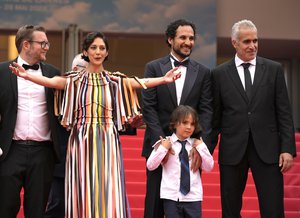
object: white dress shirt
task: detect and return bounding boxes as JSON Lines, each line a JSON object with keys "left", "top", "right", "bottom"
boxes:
{"left": 13, "top": 56, "right": 51, "bottom": 141}
{"left": 235, "top": 55, "right": 256, "bottom": 89}
{"left": 170, "top": 53, "right": 188, "bottom": 105}
{"left": 147, "top": 133, "right": 214, "bottom": 202}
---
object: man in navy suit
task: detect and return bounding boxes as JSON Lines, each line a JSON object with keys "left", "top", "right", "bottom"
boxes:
{"left": 142, "top": 19, "right": 213, "bottom": 218}
{"left": 0, "top": 25, "right": 62, "bottom": 218}
{"left": 210, "top": 19, "right": 296, "bottom": 218}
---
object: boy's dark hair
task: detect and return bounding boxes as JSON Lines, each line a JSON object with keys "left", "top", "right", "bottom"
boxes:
{"left": 81, "top": 31, "right": 109, "bottom": 62}
{"left": 169, "top": 105, "right": 202, "bottom": 135}
{"left": 15, "top": 25, "right": 46, "bottom": 53}
{"left": 165, "top": 19, "right": 196, "bottom": 47}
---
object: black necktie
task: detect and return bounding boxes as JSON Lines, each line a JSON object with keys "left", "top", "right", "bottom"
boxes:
{"left": 241, "top": 63, "right": 252, "bottom": 100}
{"left": 22, "top": 63, "right": 39, "bottom": 70}
{"left": 178, "top": 140, "right": 190, "bottom": 195}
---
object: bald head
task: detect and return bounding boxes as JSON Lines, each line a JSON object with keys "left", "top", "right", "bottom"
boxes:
{"left": 72, "top": 53, "right": 88, "bottom": 71}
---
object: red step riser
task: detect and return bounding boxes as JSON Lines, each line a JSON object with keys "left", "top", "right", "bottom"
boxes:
{"left": 286, "top": 163, "right": 300, "bottom": 173}
{"left": 120, "top": 137, "right": 143, "bottom": 148}
{"left": 126, "top": 182, "right": 145, "bottom": 195}
{"left": 123, "top": 159, "right": 146, "bottom": 171}
{"left": 122, "top": 148, "right": 142, "bottom": 159}
{"left": 284, "top": 173, "right": 300, "bottom": 185}
{"left": 125, "top": 170, "right": 146, "bottom": 182}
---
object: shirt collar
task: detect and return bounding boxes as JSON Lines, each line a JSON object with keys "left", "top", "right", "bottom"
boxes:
{"left": 170, "top": 53, "right": 189, "bottom": 63}
{"left": 235, "top": 54, "right": 256, "bottom": 67}
{"left": 170, "top": 133, "right": 193, "bottom": 145}
{"left": 17, "top": 56, "right": 40, "bottom": 69}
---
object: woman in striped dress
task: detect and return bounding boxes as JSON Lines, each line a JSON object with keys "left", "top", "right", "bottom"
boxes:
{"left": 10, "top": 31, "right": 180, "bottom": 218}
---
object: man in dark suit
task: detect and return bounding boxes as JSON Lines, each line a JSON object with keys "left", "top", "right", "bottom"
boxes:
{"left": 210, "top": 19, "right": 297, "bottom": 218}
{"left": 0, "top": 25, "right": 62, "bottom": 218}
{"left": 142, "top": 19, "right": 213, "bottom": 218}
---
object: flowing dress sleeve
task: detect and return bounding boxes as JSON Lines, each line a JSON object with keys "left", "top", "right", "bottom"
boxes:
{"left": 54, "top": 71, "right": 80, "bottom": 130}
{"left": 106, "top": 71, "right": 144, "bottom": 131}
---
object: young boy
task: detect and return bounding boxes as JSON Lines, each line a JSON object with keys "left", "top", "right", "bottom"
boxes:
{"left": 147, "top": 105, "right": 214, "bottom": 218}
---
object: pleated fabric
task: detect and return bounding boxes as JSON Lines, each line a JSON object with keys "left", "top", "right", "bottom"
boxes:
{"left": 55, "top": 70, "right": 142, "bottom": 218}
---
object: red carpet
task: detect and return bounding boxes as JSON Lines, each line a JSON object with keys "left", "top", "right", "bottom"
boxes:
{"left": 17, "top": 131, "right": 300, "bottom": 218}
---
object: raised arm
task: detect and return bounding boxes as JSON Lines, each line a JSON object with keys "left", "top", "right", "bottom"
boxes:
{"left": 9, "top": 62, "right": 66, "bottom": 90}
{"left": 130, "top": 67, "right": 180, "bottom": 89}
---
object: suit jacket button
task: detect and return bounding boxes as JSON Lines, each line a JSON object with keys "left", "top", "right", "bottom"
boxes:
{"left": 248, "top": 112, "right": 251, "bottom": 115}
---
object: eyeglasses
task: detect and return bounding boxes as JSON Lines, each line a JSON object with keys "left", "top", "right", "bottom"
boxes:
{"left": 29, "top": 40, "right": 50, "bottom": 49}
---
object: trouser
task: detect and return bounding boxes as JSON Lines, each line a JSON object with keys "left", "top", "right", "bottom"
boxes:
{"left": 0, "top": 141, "right": 55, "bottom": 218}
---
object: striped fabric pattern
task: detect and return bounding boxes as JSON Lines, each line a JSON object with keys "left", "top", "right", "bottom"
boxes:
{"left": 57, "top": 71, "right": 140, "bottom": 218}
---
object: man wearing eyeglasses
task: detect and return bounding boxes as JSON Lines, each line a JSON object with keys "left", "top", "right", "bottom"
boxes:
{"left": 0, "top": 25, "right": 63, "bottom": 218}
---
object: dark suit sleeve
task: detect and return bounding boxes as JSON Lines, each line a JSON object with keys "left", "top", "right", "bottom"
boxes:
{"left": 0, "top": 61, "right": 17, "bottom": 161}
{"left": 209, "top": 68, "right": 221, "bottom": 154}
{"left": 196, "top": 68, "right": 213, "bottom": 147}
{"left": 274, "top": 64, "right": 296, "bottom": 156}
{"left": 142, "top": 62, "right": 165, "bottom": 147}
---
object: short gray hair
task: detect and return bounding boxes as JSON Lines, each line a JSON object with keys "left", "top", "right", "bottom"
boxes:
{"left": 231, "top": 19, "right": 257, "bottom": 41}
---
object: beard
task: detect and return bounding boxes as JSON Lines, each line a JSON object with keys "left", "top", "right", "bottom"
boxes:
{"left": 173, "top": 46, "right": 193, "bottom": 59}
{"left": 26, "top": 49, "right": 47, "bottom": 63}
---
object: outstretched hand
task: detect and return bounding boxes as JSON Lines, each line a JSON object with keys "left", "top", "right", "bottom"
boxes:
{"left": 163, "top": 67, "right": 181, "bottom": 83}
{"left": 128, "top": 114, "right": 144, "bottom": 128}
{"left": 9, "top": 62, "right": 28, "bottom": 79}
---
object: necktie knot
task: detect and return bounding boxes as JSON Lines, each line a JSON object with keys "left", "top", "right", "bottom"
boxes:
{"left": 178, "top": 140, "right": 187, "bottom": 159}
{"left": 22, "top": 63, "right": 39, "bottom": 70}
{"left": 241, "top": 63, "right": 251, "bottom": 69}
{"left": 178, "top": 139, "right": 187, "bottom": 146}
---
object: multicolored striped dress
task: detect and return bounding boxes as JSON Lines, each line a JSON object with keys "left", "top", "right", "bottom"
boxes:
{"left": 55, "top": 70, "right": 142, "bottom": 218}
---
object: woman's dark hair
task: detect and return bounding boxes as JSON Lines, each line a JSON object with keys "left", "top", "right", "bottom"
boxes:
{"left": 81, "top": 32, "right": 109, "bottom": 62}
{"left": 169, "top": 105, "right": 202, "bottom": 135}
{"left": 165, "top": 19, "right": 196, "bottom": 47}
{"left": 15, "top": 25, "right": 46, "bottom": 53}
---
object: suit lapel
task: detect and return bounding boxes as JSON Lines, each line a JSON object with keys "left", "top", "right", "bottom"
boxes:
{"left": 159, "top": 56, "right": 177, "bottom": 107}
{"left": 251, "top": 57, "right": 265, "bottom": 100}
{"left": 227, "top": 60, "right": 249, "bottom": 103}
{"left": 179, "top": 61, "right": 197, "bottom": 105}
{"left": 10, "top": 59, "right": 18, "bottom": 100}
